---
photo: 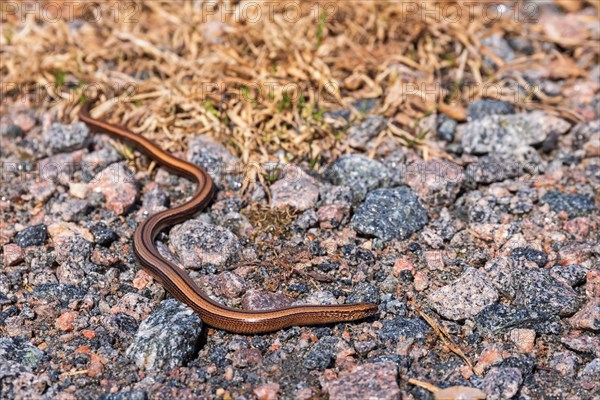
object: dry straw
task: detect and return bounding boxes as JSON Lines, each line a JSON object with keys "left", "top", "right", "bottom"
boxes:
{"left": 2, "top": 1, "right": 597, "bottom": 173}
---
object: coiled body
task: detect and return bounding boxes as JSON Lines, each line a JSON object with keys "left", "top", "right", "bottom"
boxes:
{"left": 79, "top": 102, "right": 378, "bottom": 333}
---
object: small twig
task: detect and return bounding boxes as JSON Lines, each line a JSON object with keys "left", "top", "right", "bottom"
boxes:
{"left": 415, "top": 306, "right": 475, "bottom": 374}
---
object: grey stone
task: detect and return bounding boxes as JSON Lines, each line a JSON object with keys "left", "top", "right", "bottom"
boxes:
{"left": 303, "top": 336, "right": 340, "bottom": 370}
{"left": 98, "top": 390, "right": 148, "bottom": 400}
{"left": 350, "top": 187, "right": 428, "bottom": 241}
{"left": 30, "top": 284, "right": 87, "bottom": 307}
{"left": 13, "top": 224, "right": 47, "bottom": 247}
{"left": 548, "top": 351, "right": 580, "bottom": 377}
{"left": 467, "top": 99, "right": 515, "bottom": 121}
{"left": 271, "top": 172, "right": 319, "bottom": 211}
{"left": 428, "top": 267, "right": 499, "bottom": 321}
{"left": 405, "top": 159, "right": 464, "bottom": 207}
{"left": 186, "top": 134, "right": 240, "bottom": 189}
{"left": 294, "top": 209, "right": 318, "bottom": 230}
{"left": 550, "top": 264, "right": 588, "bottom": 287}
{"left": 481, "top": 367, "right": 523, "bottom": 400}
{"left": 347, "top": 282, "right": 379, "bottom": 304}
{"left": 459, "top": 111, "right": 570, "bottom": 155}
{"left": 90, "top": 223, "right": 119, "bottom": 247}
{"left": 464, "top": 147, "right": 545, "bottom": 184}
{"left": 347, "top": 116, "right": 387, "bottom": 149}
{"left": 0, "top": 337, "right": 45, "bottom": 369}
{"left": 126, "top": 299, "right": 203, "bottom": 370}
{"left": 43, "top": 121, "right": 90, "bottom": 155}
{"left": 169, "top": 219, "right": 240, "bottom": 270}
{"left": 474, "top": 304, "right": 559, "bottom": 337}
{"left": 481, "top": 33, "right": 516, "bottom": 68}
{"left": 540, "top": 190, "right": 596, "bottom": 218}
{"left": 377, "top": 317, "right": 430, "bottom": 343}
{"left": 352, "top": 99, "right": 378, "bottom": 114}
{"left": 509, "top": 247, "right": 548, "bottom": 267}
{"left": 319, "top": 185, "right": 353, "bottom": 207}
{"left": 324, "top": 155, "right": 393, "bottom": 202}
{"left": 513, "top": 268, "right": 581, "bottom": 317}
{"left": 50, "top": 198, "right": 92, "bottom": 222}
{"left": 580, "top": 358, "right": 600, "bottom": 391}
{"left": 437, "top": 114, "right": 457, "bottom": 141}
{"left": 0, "top": 359, "right": 47, "bottom": 399}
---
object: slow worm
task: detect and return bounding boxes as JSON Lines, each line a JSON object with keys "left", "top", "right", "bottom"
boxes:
{"left": 79, "top": 102, "right": 378, "bottom": 334}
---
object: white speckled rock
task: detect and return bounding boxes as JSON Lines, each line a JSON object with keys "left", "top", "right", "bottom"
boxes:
{"left": 169, "top": 219, "right": 240, "bottom": 270}
{"left": 126, "top": 299, "right": 203, "bottom": 371}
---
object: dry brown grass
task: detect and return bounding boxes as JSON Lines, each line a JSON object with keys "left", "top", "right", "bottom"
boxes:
{"left": 1, "top": 1, "right": 598, "bottom": 170}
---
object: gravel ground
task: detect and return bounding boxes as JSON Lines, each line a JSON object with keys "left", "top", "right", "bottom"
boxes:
{"left": 1, "top": 96, "right": 598, "bottom": 399}
{"left": 2, "top": 15, "right": 600, "bottom": 400}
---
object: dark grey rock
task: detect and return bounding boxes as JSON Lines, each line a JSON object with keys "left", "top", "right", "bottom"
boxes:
{"left": 353, "top": 340, "right": 377, "bottom": 356}
{"left": 550, "top": 264, "right": 588, "bottom": 287}
{"left": 103, "top": 313, "right": 139, "bottom": 338}
{"left": 513, "top": 268, "right": 581, "bottom": 316}
{"left": 464, "top": 148, "right": 545, "bottom": 184}
{"left": 54, "top": 236, "right": 93, "bottom": 265}
{"left": 437, "top": 115, "right": 457, "bottom": 141}
{"left": 383, "top": 299, "right": 407, "bottom": 316}
{"left": 350, "top": 187, "right": 428, "bottom": 241}
{"left": 3, "top": 124, "right": 25, "bottom": 138}
{"left": 303, "top": 336, "right": 340, "bottom": 370}
{"left": 474, "top": 304, "right": 560, "bottom": 337}
{"left": 509, "top": 247, "right": 548, "bottom": 267}
{"left": 377, "top": 317, "right": 430, "bottom": 343}
{"left": 13, "top": 224, "right": 47, "bottom": 247}
{"left": 323, "top": 155, "right": 393, "bottom": 202}
{"left": 347, "top": 116, "right": 387, "bottom": 149}
{"left": 540, "top": 191, "right": 596, "bottom": 218}
{"left": 186, "top": 135, "right": 240, "bottom": 189}
{"left": 43, "top": 121, "right": 90, "bottom": 155}
{"left": 30, "top": 284, "right": 87, "bottom": 306}
{"left": 467, "top": 100, "right": 515, "bottom": 121}
{"left": 481, "top": 367, "right": 523, "bottom": 400}
{"left": 0, "top": 337, "right": 45, "bottom": 369}
{"left": 459, "top": 112, "right": 570, "bottom": 155}
{"left": 428, "top": 267, "right": 499, "bottom": 321}
{"left": 126, "top": 299, "right": 203, "bottom": 370}
{"left": 90, "top": 224, "right": 119, "bottom": 246}
{"left": 508, "top": 37, "right": 534, "bottom": 55}
{"left": 347, "top": 282, "right": 379, "bottom": 304}
{"left": 498, "top": 355, "right": 536, "bottom": 376}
